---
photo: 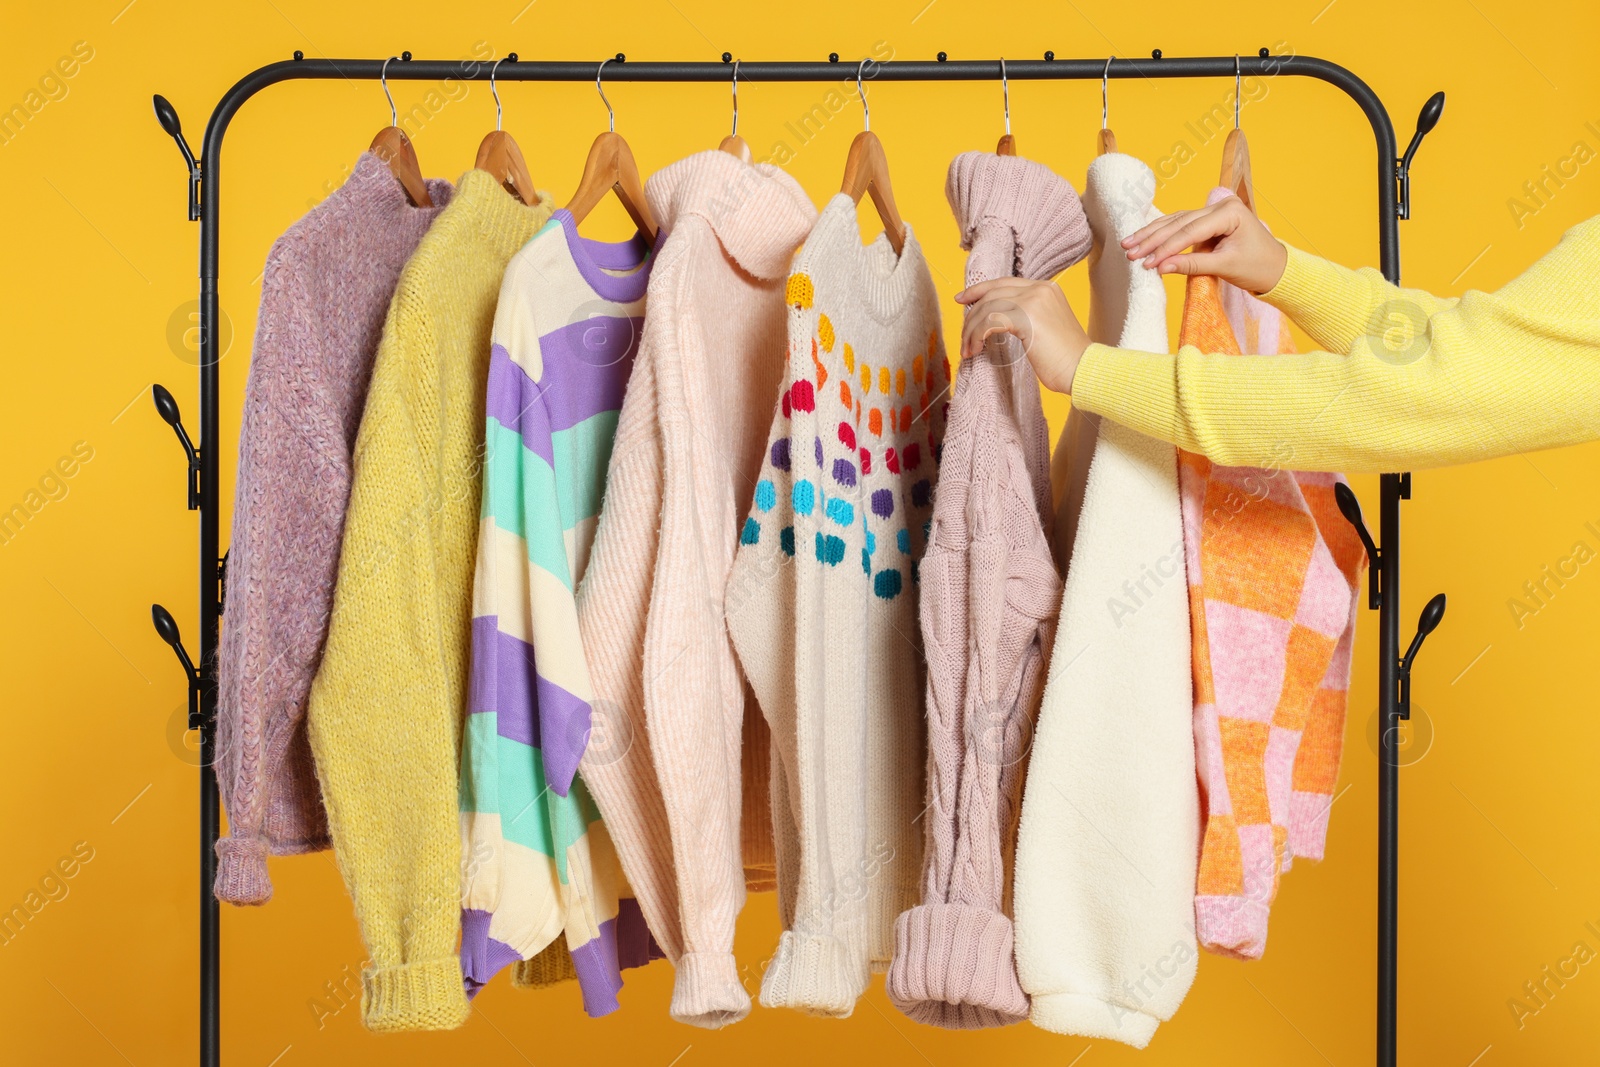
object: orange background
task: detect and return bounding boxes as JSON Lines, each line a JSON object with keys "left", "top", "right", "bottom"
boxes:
{"left": 3, "top": 1, "right": 1598, "bottom": 1064}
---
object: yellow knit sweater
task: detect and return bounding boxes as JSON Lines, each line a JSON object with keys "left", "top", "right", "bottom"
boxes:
{"left": 1072, "top": 215, "right": 1600, "bottom": 472}
{"left": 307, "top": 170, "right": 553, "bottom": 1033}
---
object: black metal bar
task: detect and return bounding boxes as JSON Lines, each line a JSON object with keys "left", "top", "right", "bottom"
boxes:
{"left": 1377, "top": 472, "right": 1403, "bottom": 1066}
{"left": 177, "top": 52, "right": 1403, "bottom": 1067}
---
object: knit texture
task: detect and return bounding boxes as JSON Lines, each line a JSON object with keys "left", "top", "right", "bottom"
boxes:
{"left": 306, "top": 170, "right": 553, "bottom": 1033}
{"left": 575, "top": 150, "right": 815, "bottom": 1029}
{"left": 458, "top": 209, "right": 657, "bottom": 1016}
{"left": 1013, "top": 153, "right": 1199, "bottom": 1050}
{"left": 215, "top": 153, "right": 453, "bottom": 906}
{"left": 1176, "top": 192, "right": 1365, "bottom": 958}
{"left": 887, "top": 152, "right": 1087, "bottom": 1029}
{"left": 727, "top": 193, "right": 948, "bottom": 1017}
{"left": 1071, "top": 217, "right": 1600, "bottom": 473}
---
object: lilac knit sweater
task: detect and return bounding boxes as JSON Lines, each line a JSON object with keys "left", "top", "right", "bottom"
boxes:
{"left": 886, "top": 152, "right": 1089, "bottom": 1027}
{"left": 214, "top": 153, "right": 453, "bottom": 905}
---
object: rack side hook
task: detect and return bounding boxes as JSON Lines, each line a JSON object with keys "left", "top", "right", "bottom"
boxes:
{"left": 1397, "top": 91, "right": 1445, "bottom": 219}
{"left": 1334, "top": 481, "right": 1382, "bottom": 609}
{"left": 153, "top": 384, "right": 202, "bottom": 510}
{"left": 153, "top": 94, "right": 201, "bottom": 220}
{"left": 151, "top": 604, "right": 203, "bottom": 729}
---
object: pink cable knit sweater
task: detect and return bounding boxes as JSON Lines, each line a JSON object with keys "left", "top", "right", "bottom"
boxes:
{"left": 575, "top": 150, "right": 816, "bottom": 1028}
{"left": 214, "top": 153, "right": 452, "bottom": 904}
{"left": 886, "top": 152, "right": 1089, "bottom": 1027}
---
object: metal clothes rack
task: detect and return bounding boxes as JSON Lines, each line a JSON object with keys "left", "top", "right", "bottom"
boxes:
{"left": 147, "top": 49, "right": 1449, "bottom": 1067}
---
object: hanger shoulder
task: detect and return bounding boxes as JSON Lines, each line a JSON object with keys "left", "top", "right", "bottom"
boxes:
{"left": 369, "top": 126, "right": 432, "bottom": 207}
{"left": 995, "top": 133, "right": 1017, "bottom": 157}
{"left": 1096, "top": 127, "right": 1118, "bottom": 156}
{"left": 840, "top": 130, "right": 905, "bottom": 254}
{"left": 1220, "top": 127, "right": 1254, "bottom": 211}
{"left": 720, "top": 133, "right": 753, "bottom": 163}
{"left": 565, "top": 131, "right": 659, "bottom": 243}
{"left": 475, "top": 129, "right": 538, "bottom": 205}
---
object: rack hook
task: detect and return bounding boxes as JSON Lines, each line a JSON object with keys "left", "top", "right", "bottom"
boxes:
{"left": 730, "top": 58, "right": 740, "bottom": 138}
{"left": 151, "top": 604, "right": 203, "bottom": 729}
{"left": 597, "top": 56, "right": 616, "bottom": 132}
{"left": 1398, "top": 594, "right": 1447, "bottom": 720}
{"left": 1234, "top": 54, "right": 1242, "bottom": 130}
{"left": 1334, "top": 482, "right": 1382, "bottom": 609}
{"left": 999, "top": 57, "right": 1010, "bottom": 137}
{"left": 1101, "top": 56, "right": 1113, "bottom": 130}
{"left": 152, "top": 94, "right": 201, "bottom": 221}
{"left": 381, "top": 56, "right": 399, "bottom": 126}
{"left": 855, "top": 58, "right": 870, "bottom": 132}
{"left": 1397, "top": 91, "right": 1445, "bottom": 219}
{"left": 152, "top": 384, "right": 202, "bottom": 510}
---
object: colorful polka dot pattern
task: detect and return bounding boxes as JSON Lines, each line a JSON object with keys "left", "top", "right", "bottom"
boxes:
{"left": 737, "top": 271, "right": 950, "bottom": 602}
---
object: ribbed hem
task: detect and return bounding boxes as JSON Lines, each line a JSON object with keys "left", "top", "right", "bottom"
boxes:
{"left": 213, "top": 835, "right": 272, "bottom": 906}
{"left": 1029, "top": 990, "right": 1161, "bottom": 1049}
{"left": 1258, "top": 244, "right": 1378, "bottom": 355}
{"left": 1288, "top": 789, "right": 1333, "bottom": 863}
{"left": 759, "top": 930, "right": 869, "bottom": 1017}
{"left": 886, "top": 903, "right": 1028, "bottom": 1028}
{"left": 744, "top": 868, "right": 778, "bottom": 893}
{"left": 670, "top": 951, "right": 752, "bottom": 1029}
{"left": 1070, "top": 342, "right": 1182, "bottom": 446}
{"left": 361, "top": 957, "right": 471, "bottom": 1033}
{"left": 1195, "top": 893, "right": 1270, "bottom": 961}
{"left": 512, "top": 945, "right": 577, "bottom": 989}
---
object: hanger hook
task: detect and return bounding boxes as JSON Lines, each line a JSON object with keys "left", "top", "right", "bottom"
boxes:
{"left": 597, "top": 56, "right": 616, "bottom": 133}
{"left": 489, "top": 57, "right": 505, "bottom": 131}
{"left": 856, "top": 58, "right": 870, "bottom": 132}
{"left": 1000, "top": 57, "right": 1010, "bottom": 137}
{"left": 731, "top": 58, "right": 740, "bottom": 138}
{"left": 381, "top": 56, "right": 398, "bottom": 127}
{"left": 1102, "top": 56, "right": 1113, "bottom": 130}
{"left": 1234, "top": 54, "right": 1242, "bottom": 129}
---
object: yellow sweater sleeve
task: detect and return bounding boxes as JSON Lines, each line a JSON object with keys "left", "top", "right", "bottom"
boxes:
{"left": 1071, "top": 217, "right": 1600, "bottom": 472}
{"left": 307, "top": 300, "right": 472, "bottom": 1032}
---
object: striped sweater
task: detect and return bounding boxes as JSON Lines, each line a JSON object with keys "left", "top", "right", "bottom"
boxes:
{"left": 459, "top": 209, "right": 656, "bottom": 1015}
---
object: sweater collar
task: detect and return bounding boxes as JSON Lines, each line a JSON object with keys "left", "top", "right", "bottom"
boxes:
{"left": 644, "top": 150, "right": 817, "bottom": 279}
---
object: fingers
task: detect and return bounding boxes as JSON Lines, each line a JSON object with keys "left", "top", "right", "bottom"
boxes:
{"left": 1136, "top": 207, "right": 1240, "bottom": 268}
{"left": 954, "top": 278, "right": 1035, "bottom": 304}
{"left": 1120, "top": 209, "right": 1198, "bottom": 254}
{"left": 959, "top": 299, "right": 1033, "bottom": 359}
{"left": 1153, "top": 250, "right": 1229, "bottom": 277}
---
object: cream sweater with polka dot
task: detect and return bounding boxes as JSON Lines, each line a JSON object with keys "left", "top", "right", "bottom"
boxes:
{"left": 727, "top": 194, "right": 949, "bottom": 1017}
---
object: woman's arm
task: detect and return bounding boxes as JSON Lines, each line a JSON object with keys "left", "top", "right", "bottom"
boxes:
{"left": 960, "top": 208, "right": 1600, "bottom": 473}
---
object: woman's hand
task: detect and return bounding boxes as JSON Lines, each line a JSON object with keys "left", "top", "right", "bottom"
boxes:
{"left": 1121, "top": 195, "right": 1288, "bottom": 294}
{"left": 953, "top": 279, "right": 1090, "bottom": 395}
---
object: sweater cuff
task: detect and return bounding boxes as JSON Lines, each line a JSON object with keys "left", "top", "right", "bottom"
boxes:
{"left": 886, "top": 903, "right": 1029, "bottom": 1028}
{"left": 361, "top": 956, "right": 471, "bottom": 1032}
{"left": 1029, "top": 990, "right": 1161, "bottom": 1049}
{"left": 670, "top": 951, "right": 752, "bottom": 1029}
{"left": 1069, "top": 343, "right": 1182, "bottom": 446}
{"left": 1258, "top": 243, "right": 1382, "bottom": 355}
{"left": 1195, "top": 892, "right": 1271, "bottom": 961}
{"left": 759, "top": 930, "right": 869, "bottom": 1017}
{"left": 213, "top": 835, "right": 272, "bottom": 906}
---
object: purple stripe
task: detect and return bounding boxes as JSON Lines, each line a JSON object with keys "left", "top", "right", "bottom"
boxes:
{"left": 460, "top": 908, "right": 524, "bottom": 996}
{"left": 484, "top": 320, "right": 644, "bottom": 465}
{"left": 552, "top": 208, "right": 653, "bottom": 303}
{"left": 469, "top": 617, "right": 593, "bottom": 797}
{"left": 571, "top": 915, "right": 625, "bottom": 1017}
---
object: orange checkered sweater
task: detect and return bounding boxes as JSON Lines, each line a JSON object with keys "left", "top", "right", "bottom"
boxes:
{"left": 1178, "top": 212, "right": 1366, "bottom": 960}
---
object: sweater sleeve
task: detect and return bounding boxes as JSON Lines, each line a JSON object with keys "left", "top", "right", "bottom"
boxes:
{"left": 306, "top": 309, "right": 470, "bottom": 1033}
{"left": 1070, "top": 220, "right": 1600, "bottom": 473}
{"left": 214, "top": 251, "right": 336, "bottom": 905}
{"left": 645, "top": 294, "right": 755, "bottom": 1027}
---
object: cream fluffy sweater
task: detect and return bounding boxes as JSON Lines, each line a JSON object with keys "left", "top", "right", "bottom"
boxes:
{"left": 1013, "top": 153, "right": 1200, "bottom": 1049}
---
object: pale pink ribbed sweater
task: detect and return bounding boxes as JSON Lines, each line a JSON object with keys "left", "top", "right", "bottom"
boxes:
{"left": 575, "top": 150, "right": 816, "bottom": 1029}
{"left": 886, "top": 152, "right": 1089, "bottom": 1027}
{"left": 215, "top": 153, "right": 452, "bottom": 905}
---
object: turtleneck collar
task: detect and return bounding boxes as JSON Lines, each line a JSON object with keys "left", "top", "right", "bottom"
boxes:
{"left": 644, "top": 150, "right": 817, "bottom": 280}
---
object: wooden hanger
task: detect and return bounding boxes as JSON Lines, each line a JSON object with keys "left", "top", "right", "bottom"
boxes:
{"left": 475, "top": 57, "right": 539, "bottom": 205}
{"left": 840, "top": 61, "right": 906, "bottom": 255}
{"left": 565, "top": 58, "right": 660, "bottom": 242}
{"left": 1218, "top": 57, "right": 1255, "bottom": 210}
{"left": 371, "top": 57, "right": 431, "bottom": 207}
{"left": 720, "top": 59, "right": 752, "bottom": 162}
{"left": 996, "top": 58, "right": 1016, "bottom": 156}
{"left": 1097, "top": 56, "right": 1118, "bottom": 155}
